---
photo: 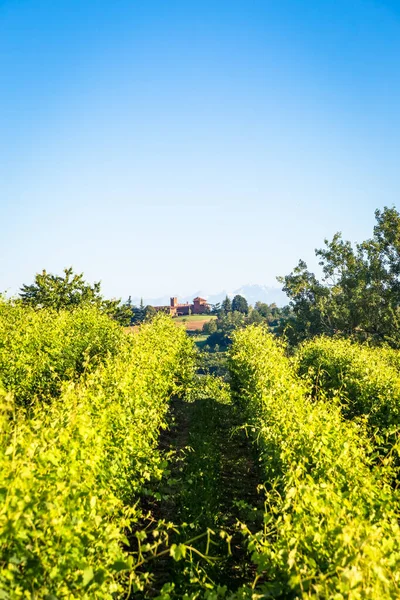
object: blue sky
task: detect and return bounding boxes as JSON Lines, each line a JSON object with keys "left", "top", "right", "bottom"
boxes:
{"left": 1, "top": 0, "right": 399, "bottom": 300}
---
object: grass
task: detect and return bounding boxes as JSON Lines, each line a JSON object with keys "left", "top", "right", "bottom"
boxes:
{"left": 125, "top": 315, "right": 216, "bottom": 335}
{"left": 134, "top": 389, "right": 264, "bottom": 597}
{"left": 174, "top": 315, "right": 217, "bottom": 333}
{"left": 174, "top": 315, "right": 217, "bottom": 323}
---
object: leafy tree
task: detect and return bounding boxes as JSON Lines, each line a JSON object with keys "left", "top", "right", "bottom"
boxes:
{"left": 206, "top": 329, "right": 229, "bottom": 350}
{"left": 210, "top": 302, "right": 221, "bottom": 315}
{"left": 202, "top": 319, "right": 217, "bottom": 335}
{"left": 232, "top": 294, "right": 248, "bottom": 315}
{"left": 20, "top": 268, "right": 102, "bottom": 310}
{"left": 206, "top": 310, "right": 247, "bottom": 350}
{"left": 130, "top": 298, "right": 147, "bottom": 324}
{"left": 250, "top": 302, "right": 290, "bottom": 331}
{"left": 131, "top": 306, "right": 143, "bottom": 324}
{"left": 278, "top": 206, "right": 400, "bottom": 346}
{"left": 247, "top": 308, "right": 263, "bottom": 324}
{"left": 202, "top": 300, "right": 291, "bottom": 351}
{"left": 20, "top": 267, "right": 131, "bottom": 325}
{"left": 221, "top": 296, "right": 232, "bottom": 313}
{"left": 144, "top": 305, "right": 157, "bottom": 321}
{"left": 107, "top": 299, "right": 133, "bottom": 326}
{"left": 253, "top": 301, "right": 271, "bottom": 318}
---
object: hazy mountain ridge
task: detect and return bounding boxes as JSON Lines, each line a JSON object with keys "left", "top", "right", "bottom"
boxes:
{"left": 130, "top": 284, "right": 288, "bottom": 308}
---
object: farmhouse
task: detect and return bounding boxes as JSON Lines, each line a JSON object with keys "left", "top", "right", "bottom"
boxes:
{"left": 154, "top": 296, "right": 210, "bottom": 316}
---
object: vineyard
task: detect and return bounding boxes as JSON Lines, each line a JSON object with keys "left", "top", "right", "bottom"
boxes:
{"left": 1, "top": 301, "right": 400, "bottom": 599}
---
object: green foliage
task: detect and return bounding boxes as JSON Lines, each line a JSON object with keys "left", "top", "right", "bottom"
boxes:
{"left": 253, "top": 301, "right": 291, "bottom": 332}
{"left": 202, "top": 318, "right": 218, "bottom": 335}
{"left": 0, "top": 314, "right": 195, "bottom": 598}
{"left": 210, "top": 301, "right": 221, "bottom": 315}
{"left": 231, "top": 295, "right": 248, "bottom": 315}
{"left": 20, "top": 267, "right": 103, "bottom": 309}
{"left": 203, "top": 304, "right": 291, "bottom": 351}
{"left": 221, "top": 296, "right": 232, "bottom": 314}
{"left": 185, "top": 373, "right": 231, "bottom": 404}
{"left": 144, "top": 304, "right": 157, "bottom": 320}
{"left": 107, "top": 297, "right": 133, "bottom": 326}
{"left": 19, "top": 267, "right": 132, "bottom": 325}
{"left": 246, "top": 307, "right": 263, "bottom": 324}
{"left": 140, "top": 370, "right": 262, "bottom": 599}
{"left": 206, "top": 311, "right": 247, "bottom": 350}
{"left": 377, "top": 346, "right": 400, "bottom": 373}
{"left": 197, "top": 351, "right": 228, "bottom": 378}
{"left": 229, "top": 325, "right": 400, "bottom": 598}
{"left": 296, "top": 337, "right": 400, "bottom": 433}
{"left": 279, "top": 206, "right": 400, "bottom": 346}
{"left": 7, "top": 286, "right": 400, "bottom": 597}
{"left": 252, "top": 302, "right": 273, "bottom": 319}
{"left": 128, "top": 300, "right": 159, "bottom": 325}
{"left": 0, "top": 300, "right": 126, "bottom": 406}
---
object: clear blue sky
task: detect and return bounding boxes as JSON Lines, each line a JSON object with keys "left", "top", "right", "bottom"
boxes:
{"left": 1, "top": 0, "right": 399, "bottom": 300}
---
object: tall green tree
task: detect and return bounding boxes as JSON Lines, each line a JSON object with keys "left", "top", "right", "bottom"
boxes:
{"left": 278, "top": 206, "right": 400, "bottom": 346}
{"left": 232, "top": 294, "right": 249, "bottom": 315}
{"left": 221, "top": 296, "right": 232, "bottom": 313}
{"left": 210, "top": 302, "right": 221, "bottom": 315}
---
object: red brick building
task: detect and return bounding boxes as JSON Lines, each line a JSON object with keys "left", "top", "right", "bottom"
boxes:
{"left": 154, "top": 296, "right": 210, "bottom": 316}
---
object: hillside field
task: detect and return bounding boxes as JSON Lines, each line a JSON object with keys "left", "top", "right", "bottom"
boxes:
{"left": 174, "top": 314, "right": 217, "bottom": 331}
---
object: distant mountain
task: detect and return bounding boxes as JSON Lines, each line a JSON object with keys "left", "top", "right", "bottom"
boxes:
{"left": 129, "top": 284, "right": 288, "bottom": 308}
{"left": 129, "top": 294, "right": 172, "bottom": 307}
{"left": 204, "top": 285, "right": 288, "bottom": 307}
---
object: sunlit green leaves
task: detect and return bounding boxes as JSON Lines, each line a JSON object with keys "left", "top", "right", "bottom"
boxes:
{"left": 0, "top": 312, "right": 194, "bottom": 598}
{"left": 229, "top": 325, "right": 400, "bottom": 598}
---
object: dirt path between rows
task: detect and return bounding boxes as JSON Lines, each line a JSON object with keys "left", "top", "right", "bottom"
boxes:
{"left": 132, "top": 390, "right": 265, "bottom": 597}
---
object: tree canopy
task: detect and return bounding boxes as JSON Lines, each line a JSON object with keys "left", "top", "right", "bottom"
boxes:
{"left": 20, "top": 268, "right": 102, "bottom": 309}
{"left": 20, "top": 268, "right": 132, "bottom": 325}
{"left": 221, "top": 296, "right": 232, "bottom": 313}
{"left": 232, "top": 294, "right": 249, "bottom": 314}
{"left": 278, "top": 207, "right": 400, "bottom": 347}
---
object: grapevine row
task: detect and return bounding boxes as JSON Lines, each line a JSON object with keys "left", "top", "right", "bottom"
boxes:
{"left": 0, "top": 308, "right": 193, "bottom": 598}
{"left": 228, "top": 325, "right": 400, "bottom": 599}
{"left": 295, "top": 336, "right": 400, "bottom": 433}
